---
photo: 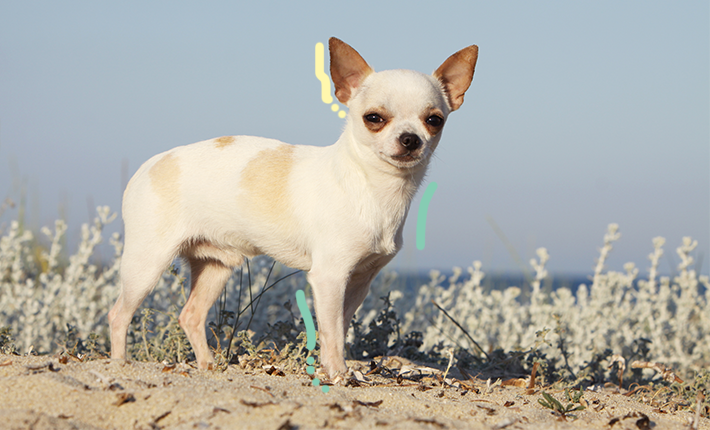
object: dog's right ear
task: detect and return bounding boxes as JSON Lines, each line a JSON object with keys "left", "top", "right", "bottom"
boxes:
{"left": 329, "top": 38, "right": 374, "bottom": 105}
{"left": 434, "top": 45, "right": 478, "bottom": 111}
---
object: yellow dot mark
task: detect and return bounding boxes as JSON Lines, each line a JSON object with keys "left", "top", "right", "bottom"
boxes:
{"left": 331, "top": 104, "right": 339, "bottom": 112}
{"left": 338, "top": 110, "right": 346, "bottom": 119}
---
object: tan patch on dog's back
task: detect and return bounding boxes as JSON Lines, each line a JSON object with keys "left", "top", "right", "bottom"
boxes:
{"left": 214, "top": 136, "right": 236, "bottom": 149}
{"left": 149, "top": 152, "right": 181, "bottom": 235}
{"left": 240, "top": 145, "right": 294, "bottom": 224}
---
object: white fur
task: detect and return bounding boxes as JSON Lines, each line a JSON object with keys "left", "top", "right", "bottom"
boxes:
{"left": 109, "top": 38, "right": 478, "bottom": 377}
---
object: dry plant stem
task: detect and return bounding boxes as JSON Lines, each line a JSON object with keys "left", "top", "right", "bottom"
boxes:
{"left": 526, "top": 362, "right": 538, "bottom": 394}
{"left": 486, "top": 216, "right": 532, "bottom": 282}
{"left": 609, "top": 354, "right": 626, "bottom": 389}
{"left": 141, "top": 310, "right": 153, "bottom": 362}
{"left": 225, "top": 266, "right": 245, "bottom": 359}
{"left": 247, "top": 261, "right": 276, "bottom": 330}
{"left": 431, "top": 300, "right": 489, "bottom": 360}
{"left": 0, "top": 198, "right": 16, "bottom": 218}
{"left": 693, "top": 392, "right": 704, "bottom": 430}
{"left": 223, "top": 263, "right": 301, "bottom": 360}
{"left": 630, "top": 361, "right": 683, "bottom": 384}
{"left": 442, "top": 347, "right": 454, "bottom": 382}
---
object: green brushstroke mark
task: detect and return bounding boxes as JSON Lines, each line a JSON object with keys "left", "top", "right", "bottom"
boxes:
{"left": 417, "top": 182, "right": 438, "bottom": 250}
{"left": 295, "top": 289, "right": 329, "bottom": 393}
{"left": 295, "top": 289, "right": 315, "bottom": 350}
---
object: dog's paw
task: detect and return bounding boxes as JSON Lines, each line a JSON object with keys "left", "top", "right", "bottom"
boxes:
{"left": 328, "top": 368, "right": 371, "bottom": 387}
{"left": 107, "top": 358, "right": 130, "bottom": 368}
{"left": 194, "top": 360, "right": 215, "bottom": 371}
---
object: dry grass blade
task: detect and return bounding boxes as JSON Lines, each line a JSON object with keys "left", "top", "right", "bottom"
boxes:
{"left": 630, "top": 361, "right": 683, "bottom": 383}
{"left": 431, "top": 300, "right": 489, "bottom": 360}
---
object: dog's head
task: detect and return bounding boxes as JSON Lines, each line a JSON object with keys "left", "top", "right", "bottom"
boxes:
{"left": 329, "top": 38, "right": 478, "bottom": 171}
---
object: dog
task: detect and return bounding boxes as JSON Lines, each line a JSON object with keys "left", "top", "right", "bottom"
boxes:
{"left": 108, "top": 37, "right": 478, "bottom": 377}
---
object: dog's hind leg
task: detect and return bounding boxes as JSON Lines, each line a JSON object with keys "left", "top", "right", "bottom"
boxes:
{"left": 109, "top": 245, "right": 176, "bottom": 362}
{"left": 179, "top": 258, "right": 234, "bottom": 369}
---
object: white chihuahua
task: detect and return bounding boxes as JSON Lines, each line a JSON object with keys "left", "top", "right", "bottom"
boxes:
{"left": 109, "top": 38, "right": 478, "bottom": 377}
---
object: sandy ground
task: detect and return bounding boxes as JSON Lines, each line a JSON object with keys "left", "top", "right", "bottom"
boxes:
{"left": 0, "top": 353, "right": 706, "bottom": 430}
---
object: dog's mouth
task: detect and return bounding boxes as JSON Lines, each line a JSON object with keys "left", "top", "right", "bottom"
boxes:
{"left": 392, "top": 153, "right": 418, "bottom": 162}
{"left": 385, "top": 151, "right": 423, "bottom": 167}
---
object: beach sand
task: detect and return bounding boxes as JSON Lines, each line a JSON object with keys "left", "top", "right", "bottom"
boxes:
{"left": 0, "top": 354, "right": 705, "bottom": 429}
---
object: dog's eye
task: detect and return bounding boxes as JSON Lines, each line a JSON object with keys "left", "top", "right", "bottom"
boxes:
{"left": 364, "top": 113, "right": 384, "bottom": 123}
{"left": 426, "top": 115, "right": 443, "bottom": 127}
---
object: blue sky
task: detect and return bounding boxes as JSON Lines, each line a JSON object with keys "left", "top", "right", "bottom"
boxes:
{"left": 1, "top": 1, "right": 708, "bottom": 276}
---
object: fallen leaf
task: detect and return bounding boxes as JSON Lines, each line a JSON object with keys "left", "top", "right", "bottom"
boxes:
{"left": 240, "top": 399, "right": 275, "bottom": 408}
{"left": 635, "top": 414, "right": 651, "bottom": 430}
{"left": 114, "top": 392, "right": 135, "bottom": 406}
{"left": 277, "top": 419, "right": 297, "bottom": 430}
{"left": 412, "top": 417, "right": 445, "bottom": 428}
{"left": 249, "top": 385, "right": 275, "bottom": 397}
{"left": 154, "top": 411, "right": 171, "bottom": 422}
{"left": 263, "top": 365, "right": 285, "bottom": 376}
{"left": 501, "top": 378, "right": 527, "bottom": 387}
{"left": 354, "top": 399, "right": 383, "bottom": 408}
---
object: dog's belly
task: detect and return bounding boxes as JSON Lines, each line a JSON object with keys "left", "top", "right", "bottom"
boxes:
{"left": 180, "top": 237, "right": 252, "bottom": 268}
{"left": 178, "top": 222, "right": 314, "bottom": 271}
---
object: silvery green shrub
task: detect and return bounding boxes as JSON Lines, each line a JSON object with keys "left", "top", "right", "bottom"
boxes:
{"left": 2, "top": 209, "right": 708, "bottom": 375}
{"left": 398, "top": 224, "right": 709, "bottom": 374}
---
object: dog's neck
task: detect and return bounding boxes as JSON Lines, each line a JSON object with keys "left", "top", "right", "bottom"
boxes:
{"left": 322, "top": 128, "right": 423, "bottom": 256}
{"left": 333, "top": 125, "right": 427, "bottom": 202}
{"left": 326, "top": 125, "right": 427, "bottom": 244}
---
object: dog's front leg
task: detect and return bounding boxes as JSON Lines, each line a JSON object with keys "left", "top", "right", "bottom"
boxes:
{"left": 307, "top": 268, "right": 350, "bottom": 378}
{"left": 341, "top": 262, "right": 391, "bottom": 339}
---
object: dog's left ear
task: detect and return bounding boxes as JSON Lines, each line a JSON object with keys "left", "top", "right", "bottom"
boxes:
{"left": 329, "top": 38, "right": 374, "bottom": 105}
{"left": 434, "top": 45, "right": 479, "bottom": 111}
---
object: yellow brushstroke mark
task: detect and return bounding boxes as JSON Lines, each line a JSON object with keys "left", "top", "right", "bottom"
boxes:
{"left": 315, "top": 42, "right": 347, "bottom": 119}
{"left": 315, "top": 42, "right": 333, "bottom": 104}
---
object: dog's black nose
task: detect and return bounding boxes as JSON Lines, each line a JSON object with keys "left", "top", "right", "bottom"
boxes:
{"left": 399, "top": 133, "right": 421, "bottom": 151}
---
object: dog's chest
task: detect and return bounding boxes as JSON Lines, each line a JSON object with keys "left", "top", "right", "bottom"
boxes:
{"left": 352, "top": 187, "right": 411, "bottom": 257}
